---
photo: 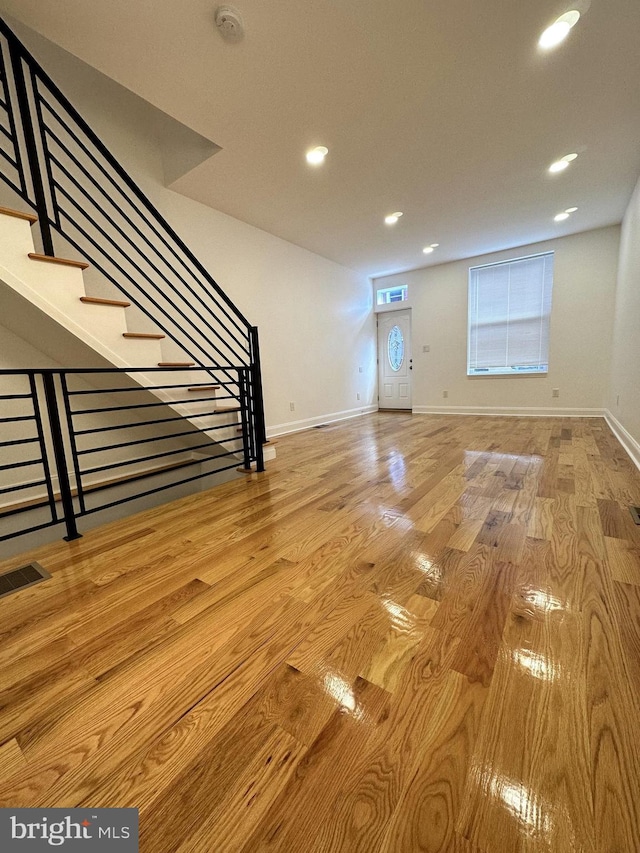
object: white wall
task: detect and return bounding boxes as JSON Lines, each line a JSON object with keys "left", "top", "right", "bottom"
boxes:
{"left": 373, "top": 227, "right": 620, "bottom": 415}
{"left": 607, "top": 177, "right": 640, "bottom": 465}
{"left": 6, "top": 22, "right": 377, "bottom": 437}
{"left": 143, "top": 193, "right": 376, "bottom": 435}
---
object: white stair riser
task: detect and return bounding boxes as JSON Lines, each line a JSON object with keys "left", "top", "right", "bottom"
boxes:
{"left": 0, "top": 215, "right": 37, "bottom": 259}
{"left": 0, "top": 219, "right": 87, "bottom": 296}
{"left": 107, "top": 332, "right": 163, "bottom": 366}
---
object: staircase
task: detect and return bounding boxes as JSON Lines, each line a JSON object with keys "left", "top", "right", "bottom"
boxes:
{"left": 0, "top": 18, "right": 269, "bottom": 547}
{"left": 0, "top": 205, "right": 244, "bottom": 445}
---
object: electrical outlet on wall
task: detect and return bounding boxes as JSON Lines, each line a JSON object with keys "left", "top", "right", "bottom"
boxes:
{"left": 289, "top": 402, "right": 295, "bottom": 411}
{"left": 443, "top": 390, "right": 449, "bottom": 398}
{"left": 552, "top": 389, "right": 560, "bottom": 398}
{"left": 357, "top": 393, "right": 361, "bottom": 400}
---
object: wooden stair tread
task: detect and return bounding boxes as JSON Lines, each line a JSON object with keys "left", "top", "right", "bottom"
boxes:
{"left": 158, "top": 362, "right": 195, "bottom": 367}
{"left": 0, "top": 205, "right": 37, "bottom": 225}
{"left": 80, "top": 296, "right": 131, "bottom": 308}
{"left": 83, "top": 459, "right": 198, "bottom": 493}
{"left": 235, "top": 426, "right": 274, "bottom": 445}
{"left": 28, "top": 252, "right": 89, "bottom": 270}
{"left": 215, "top": 405, "right": 240, "bottom": 413}
{"left": 123, "top": 332, "right": 166, "bottom": 340}
{"left": 0, "top": 458, "right": 201, "bottom": 517}
{"left": 188, "top": 385, "right": 220, "bottom": 391}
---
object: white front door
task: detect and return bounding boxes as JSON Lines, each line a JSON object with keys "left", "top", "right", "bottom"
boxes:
{"left": 377, "top": 309, "right": 412, "bottom": 410}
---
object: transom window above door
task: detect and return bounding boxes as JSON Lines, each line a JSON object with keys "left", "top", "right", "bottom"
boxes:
{"left": 377, "top": 285, "right": 407, "bottom": 306}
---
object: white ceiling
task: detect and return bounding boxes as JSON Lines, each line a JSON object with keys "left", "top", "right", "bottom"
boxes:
{"left": 2, "top": 0, "right": 640, "bottom": 277}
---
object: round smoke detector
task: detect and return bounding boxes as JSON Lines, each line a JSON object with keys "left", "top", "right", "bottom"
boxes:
{"left": 214, "top": 6, "right": 245, "bottom": 42}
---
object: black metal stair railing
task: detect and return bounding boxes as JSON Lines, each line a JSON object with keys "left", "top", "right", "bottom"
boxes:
{"left": 0, "top": 367, "right": 251, "bottom": 543}
{"left": 0, "top": 18, "right": 266, "bottom": 475}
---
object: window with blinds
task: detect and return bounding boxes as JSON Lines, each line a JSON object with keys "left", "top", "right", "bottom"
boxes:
{"left": 467, "top": 252, "right": 554, "bottom": 376}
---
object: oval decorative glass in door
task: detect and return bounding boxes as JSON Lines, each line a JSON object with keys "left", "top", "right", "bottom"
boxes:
{"left": 388, "top": 325, "right": 404, "bottom": 371}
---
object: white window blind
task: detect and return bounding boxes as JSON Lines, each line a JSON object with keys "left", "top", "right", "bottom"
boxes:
{"left": 468, "top": 252, "right": 554, "bottom": 376}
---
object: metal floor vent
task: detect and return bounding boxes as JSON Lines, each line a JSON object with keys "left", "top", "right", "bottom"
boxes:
{"left": 630, "top": 506, "right": 640, "bottom": 526}
{"left": 0, "top": 561, "right": 51, "bottom": 599}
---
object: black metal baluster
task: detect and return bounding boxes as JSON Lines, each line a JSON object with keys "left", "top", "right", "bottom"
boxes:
{"left": 250, "top": 327, "right": 266, "bottom": 472}
{"left": 31, "top": 72, "right": 61, "bottom": 229}
{"left": 0, "top": 37, "right": 27, "bottom": 195}
{"left": 42, "top": 372, "right": 81, "bottom": 540}
{"left": 28, "top": 371, "right": 58, "bottom": 524}
{"left": 238, "top": 369, "right": 252, "bottom": 472}
{"left": 7, "top": 39, "right": 54, "bottom": 255}
{"left": 60, "top": 372, "right": 86, "bottom": 515}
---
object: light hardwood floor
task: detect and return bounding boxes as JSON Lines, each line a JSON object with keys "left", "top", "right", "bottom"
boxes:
{"left": 0, "top": 413, "right": 639, "bottom": 852}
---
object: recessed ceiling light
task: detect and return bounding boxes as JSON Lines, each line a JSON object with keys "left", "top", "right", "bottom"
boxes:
{"left": 548, "top": 153, "right": 578, "bottom": 173}
{"left": 539, "top": 10, "right": 581, "bottom": 50}
{"left": 422, "top": 246, "right": 435, "bottom": 254}
{"left": 565, "top": 206, "right": 578, "bottom": 213}
{"left": 385, "top": 212, "right": 403, "bottom": 225}
{"left": 554, "top": 212, "right": 570, "bottom": 222}
{"left": 430, "top": 243, "right": 439, "bottom": 248}
{"left": 306, "top": 146, "right": 328, "bottom": 165}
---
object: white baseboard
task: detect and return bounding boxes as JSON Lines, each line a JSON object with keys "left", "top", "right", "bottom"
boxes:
{"left": 268, "top": 405, "right": 378, "bottom": 438}
{"left": 412, "top": 405, "right": 605, "bottom": 418}
{"left": 604, "top": 410, "right": 640, "bottom": 472}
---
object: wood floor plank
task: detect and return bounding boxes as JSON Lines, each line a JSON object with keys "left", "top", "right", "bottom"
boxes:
{"left": 257, "top": 663, "right": 342, "bottom": 747}
{"left": 449, "top": 558, "right": 515, "bottom": 687}
{"left": 409, "top": 466, "right": 468, "bottom": 534}
{"left": 458, "top": 609, "right": 596, "bottom": 853}
{"left": 582, "top": 588, "right": 640, "bottom": 852}
{"left": 171, "top": 558, "right": 297, "bottom": 625}
{"left": 597, "top": 498, "right": 630, "bottom": 539}
{"left": 286, "top": 589, "right": 376, "bottom": 674}
{"left": 430, "top": 543, "right": 494, "bottom": 641}
{"left": 447, "top": 517, "right": 486, "bottom": 552}
{"left": 415, "top": 545, "right": 465, "bottom": 603}
{"left": 377, "top": 674, "right": 487, "bottom": 853}
{"left": 610, "top": 580, "right": 640, "bottom": 711}
{"left": 0, "top": 654, "right": 97, "bottom": 746}
{"left": 71, "top": 579, "right": 211, "bottom": 678}
{"left": 238, "top": 677, "right": 391, "bottom": 852}
{"left": 0, "top": 738, "right": 27, "bottom": 785}
{"left": 527, "top": 497, "right": 555, "bottom": 541}
{"left": 306, "top": 628, "right": 474, "bottom": 853}
{"left": 289, "top": 514, "right": 403, "bottom": 604}
{"left": 174, "top": 724, "right": 303, "bottom": 853}
{"left": 548, "top": 492, "right": 582, "bottom": 608}
{"left": 604, "top": 535, "right": 640, "bottom": 585}
{"left": 138, "top": 691, "right": 305, "bottom": 853}
{"left": 359, "top": 594, "right": 438, "bottom": 693}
